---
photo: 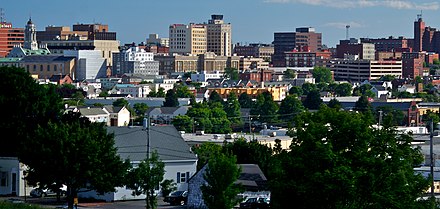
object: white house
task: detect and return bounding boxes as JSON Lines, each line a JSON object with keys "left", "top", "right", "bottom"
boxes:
{"left": 147, "top": 106, "right": 190, "bottom": 124}
{"left": 0, "top": 157, "right": 35, "bottom": 197}
{"left": 103, "top": 105, "right": 131, "bottom": 126}
{"left": 77, "top": 106, "right": 110, "bottom": 125}
{"left": 78, "top": 125, "right": 198, "bottom": 202}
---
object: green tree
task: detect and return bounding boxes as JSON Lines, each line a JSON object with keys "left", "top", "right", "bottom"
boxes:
{"left": 113, "top": 98, "right": 129, "bottom": 107}
{"left": 126, "top": 151, "right": 165, "bottom": 209}
{"left": 278, "top": 95, "right": 305, "bottom": 122}
{"left": 327, "top": 98, "right": 342, "bottom": 110}
{"left": 209, "top": 90, "right": 224, "bottom": 104}
{"left": 224, "top": 92, "right": 242, "bottom": 125}
{"left": 160, "top": 179, "right": 177, "bottom": 198}
{"left": 133, "top": 103, "right": 149, "bottom": 116}
{"left": 99, "top": 91, "right": 109, "bottom": 98}
{"left": 312, "top": 66, "right": 332, "bottom": 83}
{"left": 354, "top": 95, "right": 373, "bottom": 113}
{"left": 335, "top": 83, "right": 353, "bottom": 96}
{"left": 303, "top": 90, "right": 323, "bottom": 110}
{"left": 288, "top": 86, "right": 303, "bottom": 96}
{"left": 148, "top": 89, "right": 157, "bottom": 97}
{"left": 0, "top": 66, "right": 63, "bottom": 157}
{"left": 238, "top": 92, "right": 253, "bottom": 108}
{"left": 270, "top": 107, "right": 431, "bottom": 209}
{"left": 202, "top": 152, "right": 244, "bottom": 209}
{"left": 163, "top": 89, "right": 179, "bottom": 107}
{"left": 20, "top": 112, "right": 130, "bottom": 209}
{"left": 301, "top": 83, "right": 317, "bottom": 95}
{"left": 157, "top": 87, "right": 166, "bottom": 97}
{"left": 192, "top": 142, "right": 223, "bottom": 171}
{"left": 224, "top": 67, "right": 239, "bottom": 80}
{"left": 284, "top": 68, "right": 296, "bottom": 79}
{"left": 175, "top": 84, "right": 193, "bottom": 98}
{"left": 171, "top": 115, "right": 193, "bottom": 133}
{"left": 251, "top": 91, "right": 279, "bottom": 123}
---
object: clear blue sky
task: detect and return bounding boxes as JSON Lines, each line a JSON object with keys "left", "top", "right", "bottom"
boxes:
{"left": 2, "top": 0, "right": 440, "bottom": 48}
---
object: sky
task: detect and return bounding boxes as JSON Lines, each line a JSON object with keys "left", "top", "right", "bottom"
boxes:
{"left": 2, "top": 0, "right": 440, "bottom": 48}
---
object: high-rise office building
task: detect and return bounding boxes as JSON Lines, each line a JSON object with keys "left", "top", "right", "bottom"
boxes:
{"left": 414, "top": 14, "right": 425, "bottom": 52}
{"left": 0, "top": 21, "right": 24, "bottom": 57}
{"left": 169, "top": 23, "right": 207, "bottom": 55}
{"left": 205, "top": 14, "right": 232, "bottom": 56}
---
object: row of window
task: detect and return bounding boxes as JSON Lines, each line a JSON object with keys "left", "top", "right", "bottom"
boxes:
{"left": 26, "top": 64, "right": 61, "bottom": 72}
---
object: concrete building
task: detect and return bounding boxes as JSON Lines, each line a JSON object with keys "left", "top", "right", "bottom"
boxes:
{"left": 361, "top": 36, "right": 410, "bottom": 52}
{"left": 72, "top": 23, "right": 116, "bottom": 40}
{"left": 234, "top": 43, "right": 274, "bottom": 62}
{"left": 41, "top": 39, "right": 120, "bottom": 66}
{"left": 155, "top": 54, "right": 199, "bottom": 75}
{"left": 272, "top": 27, "right": 322, "bottom": 67}
{"left": 36, "top": 25, "right": 88, "bottom": 41}
{"left": 402, "top": 52, "right": 425, "bottom": 79}
{"left": 63, "top": 50, "right": 107, "bottom": 80}
{"left": 112, "top": 46, "right": 159, "bottom": 76}
{"left": 19, "top": 55, "right": 75, "bottom": 79}
{"left": 336, "top": 38, "right": 376, "bottom": 60}
{"left": 330, "top": 59, "right": 402, "bottom": 82}
{"left": 169, "top": 23, "right": 207, "bottom": 55}
{"left": 198, "top": 52, "right": 240, "bottom": 73}
{"left": 285, "top": 50, "right": 332, "bottom": 68}
{"left": 239, "top": 56, "right": 269, "bottom": 71}
{"left": 146, "top": 33, "right": 169, "bottom": 47}
{"left": 205, "top": 14, "right": 232, "bottom": 56}
{"left": 0, "top": 21, "right": 24, "bottom": 57}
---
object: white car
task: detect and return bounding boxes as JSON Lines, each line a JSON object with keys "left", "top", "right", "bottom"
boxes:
{"left": 30, "top": 184, "right": 67, "bottom": 197}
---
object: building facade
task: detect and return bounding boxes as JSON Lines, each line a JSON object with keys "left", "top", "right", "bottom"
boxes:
{"left": 336, "top": 39, "right": 376, "bottom": 60}
{"left": 169, "top": 24, "right": 207, "bottom": 55}
{"left": 64, "top": 50, "right": 107, "bottom": 80}
{"left": 0, "top": 22, "right": 24, "bottom": 57}
{"left": 205, "top": 14, "right": 232, "bottom": 56}
{"left": 330, "top": 59, "right": 402, "bottom": 82}
{"left": 19, "top": 55, "right": 75, "bottom": 79}
{"left": 112, "top": 46, "right": 159, "bottom": 76}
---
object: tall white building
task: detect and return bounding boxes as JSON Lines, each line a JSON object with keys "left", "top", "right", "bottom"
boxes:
{"left": 64, "top": 50, "right": 107, "bottom": 80}
{"left": 330, "top": 59, "right": 402, "bottom": 82}
{"left": 169, "top": 24, "right": 207, "bottom": 55}
{"left": 112, "top": 46, "right": 159, "bottom": 76}
{"left": 205, "top": 14, "right": 232, "bottom": 56}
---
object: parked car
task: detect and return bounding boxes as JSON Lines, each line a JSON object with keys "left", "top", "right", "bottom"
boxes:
{"left": 30, "top": 184, "right": 67, "bottom": 198}
{"left": 239, "top": 197, "right": 270, "bottom": 209}
{"left": 163, "top": 190, "right": 188, "bottom": 206}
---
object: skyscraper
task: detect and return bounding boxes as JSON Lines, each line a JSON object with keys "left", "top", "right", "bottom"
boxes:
{"left": 414, "top": 14, "right": 425, "bottom": 52}
{"left": 169, "top": 23, "right": 207, "bottom": 55}
{"left": 206, "top": 14, "right": 232, "bottom": 56}
{"left": 0, "top": 21, "right": 24, "bottom": 57}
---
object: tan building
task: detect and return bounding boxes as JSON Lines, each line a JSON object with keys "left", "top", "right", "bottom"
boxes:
{"left": 205, "top": 14, "right": 232, "bottom": 56}
{"left": 239, "top": 57, "right": 269, "bottom": 71}
{"left": 210, "top": 86, "right": 287, "bottom": 102}
{"left": 36, "top": 26, "right": 88, "bottom": 41}
{"left": 41, "top": 39, "right": 120, "bottom": 66}
{"left": 155, "top": 54, "right": 199, "bottom": 75}
{"left": 199, "top": 52, "right": 240, "bottom": 73}
{"left": 169, "top": 24, "right": 207, "bottom": 55}
{"left": 19, "top": 55, "right": 75, "bottom": 79}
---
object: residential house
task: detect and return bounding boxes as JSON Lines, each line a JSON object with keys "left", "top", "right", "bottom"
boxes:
{"left": 48, "top": 74, "right": 73, "bottom": 85}
{"left": 0, "top": 157, "right": 35, "bottom": 197}
{"left": 187, "top": 164, "right": 269, "bottom": 209}
{"left": 103, "top": 105, "right": 130, "bottom": 127}
{"left": 147, "top": 106, "right": 190, "bottom": 125}
{"left": 370, "top": 85, "right": 390, "bottom": 99}
{"left": 78, "top": 125, "right": 198, "bottom": 202}
{"left": 77, "top": 106, "right": 110, "bottom": 126}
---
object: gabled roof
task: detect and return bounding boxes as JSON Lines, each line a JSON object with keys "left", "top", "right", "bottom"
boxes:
{"left": 108, "top": 126, "right": 197, "bottom": 162}
{"left": 78, "top": 107, "right": 108, "bottom": 116}
{"left": 103, "top": 105, "right": 125, "bottom": 113}
{"left": 147, "top": 106, "right": 190, "bottom": 115}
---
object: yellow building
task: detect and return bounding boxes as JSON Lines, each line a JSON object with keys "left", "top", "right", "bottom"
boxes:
{"left": 169, "top": 24, "right": 207, "bottom": 55}
{"left": 19, "top": 55, "right": 75, "bottom": 79}
{"left": 209, "top": 86, "right": 287, "bottom": 102}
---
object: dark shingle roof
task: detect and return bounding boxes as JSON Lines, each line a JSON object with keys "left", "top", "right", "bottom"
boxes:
{"left": 108, "top": 126, "right": 197, "bottom": 162}
{"left": 20, "top": 55, "right": 74, "bottom": 63}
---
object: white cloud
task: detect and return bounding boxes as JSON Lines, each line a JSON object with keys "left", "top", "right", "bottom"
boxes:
{"left": 264, "top": 0, "right": 440, "bottom": 10}
{"left": 324, "top": 21, "right": 363, "bottom": 29}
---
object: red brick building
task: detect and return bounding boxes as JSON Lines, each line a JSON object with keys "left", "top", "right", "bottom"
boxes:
{"left": 0, "top": 22, "right": 24, "bottom": 57}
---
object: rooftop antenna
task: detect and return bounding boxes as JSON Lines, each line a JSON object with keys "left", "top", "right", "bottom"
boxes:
{"left": 0, "top": 8, "right": 5, "bottom": 23}
{"left": 346, "top": 25, "right": 350, "bottom": 40}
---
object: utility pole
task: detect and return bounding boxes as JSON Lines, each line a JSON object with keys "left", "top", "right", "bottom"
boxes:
{"left": 378, "top": 110, "right": 383, "bottom": 129}
{"left": 143, "top": 117, "right": 151, "bottom": 209}
{"left": 430, "top": 119, "right": 435, "bottom": 199}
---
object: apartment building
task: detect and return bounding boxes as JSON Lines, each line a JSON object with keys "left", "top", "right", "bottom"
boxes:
{"left": 169, "top": 24, "right": 207, "bottom": 55}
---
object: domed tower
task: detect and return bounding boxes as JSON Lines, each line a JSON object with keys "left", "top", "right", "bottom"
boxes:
{"left": 24, "top": 17, "right": 38, "bottom": 50}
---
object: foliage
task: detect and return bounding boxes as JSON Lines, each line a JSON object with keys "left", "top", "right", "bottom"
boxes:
{"left": 270, "top": 107, "right": 431, "bottom": 209}
{"left": 20, "top": 112, "right": 130, "bottom": 209}
{"left": 126, "top": 151, "right": 165, "bottom": 209}
{"left": 327, "top": 98, "right": 342, "bottom": 110}
{"left": 0, "top": 66, "right": 63, "bottom": 157}
{"left": 224, "top": 92, "right": 242, "bottom": 124}
{"left": 375, "top": 106, "right": 406, "bottom": 127}
{"left": 251, "top": 91, "right": 279, "bottom": 123}
{"left": 278, "top": 95, "right": 305, "bottom": 122}
{"left": 238, "top": 92, "right": 253, "bottom": 108}
{"left": 301, "top": 83, "right": 317, "bottom": 95}
{"left": 354, "top": 95, "right": 373, "bottom": 113}
{"left": 224, "top": 67, "right": 239, "bottom": 80}
{"left": 157, "top": 87, "right": 166, "bottom": 97}
{"left": 99, "top": 91, "right": 109, "bottom": 98}
{"left": 133, "top": 103, "right": 149, "bottom": 116}
{"left": 202, "top": 152, "right": 244, "bottom": 209}
{"left": 112, "top": 98, "right": 129, "bottom": 107}
{"left": 284, "top": 68, "right": 296, "bottom": 79}
{"left": 352, "top": 84, "right": 375, "bottom": 98}
{"left": 171, "top": 115, "right": 193, "bottom": 133}
{"left": 312, "top": 66, "right": 332, "bottom": 83}
{"left": 288, "top": 86, "right": 303, "bottom": 96}
{"left": 160, "top": 179, "right": 177, "bottom": 197}
{"left": 175, "top": 84, "right": 194, "bottom": 98}
{"left": 0, "top": 202, "right": 46, "bottom": 209}
{"left": 209, "top": 90, "right": 223, "bottom": 104}
{"left": 163, "top": 89, "right": 179, "bottom": 107}
{"left": 56, "top": 84, "right": 85, "bottom": 99}
{"left": 192, "top": 142, "right": 223, "bottom": 171}
{"left": 185, "top": 102, "right": 231, "bottom": 134}
{"left": 303, "top": 90, "right": 322, "bottom": 110}
{"left": 335, "top": 83, "right": 353, "bottom": 96}
{"left": 380, "top": 75, "right": 396, "bottom": 81}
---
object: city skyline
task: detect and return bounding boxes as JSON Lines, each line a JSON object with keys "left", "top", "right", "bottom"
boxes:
{"left": 2, "top": 0, "right": 440, "bottom": 48}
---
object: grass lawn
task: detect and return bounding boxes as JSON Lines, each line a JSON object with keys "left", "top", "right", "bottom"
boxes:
{"left": 0, "top": 201, "right": 49, "bottom": 209}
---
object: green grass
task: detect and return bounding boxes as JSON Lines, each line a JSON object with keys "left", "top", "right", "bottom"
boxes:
{"left": 0, "top": 201, "right": 48, "bottom": 209}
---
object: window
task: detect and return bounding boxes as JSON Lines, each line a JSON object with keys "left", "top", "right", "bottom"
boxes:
{"left": 176, "top": 172, "right": 190, "bottom": 183}
{"left": 0, "top": 172, "right": 7, "bottom": 187}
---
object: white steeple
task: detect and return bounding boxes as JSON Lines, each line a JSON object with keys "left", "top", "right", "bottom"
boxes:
{"left": 24, "top": 18, "right": 38, "bottom": 50}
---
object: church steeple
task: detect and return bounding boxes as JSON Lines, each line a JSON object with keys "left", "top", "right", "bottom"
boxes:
{"left": 24, "top": 17, "right": 38, "bottom": 50}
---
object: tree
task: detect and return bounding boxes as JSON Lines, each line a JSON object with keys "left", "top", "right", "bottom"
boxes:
{"left": 284, "top": 68, "right": 296, "bottom": 79}
{"left": 163, "top": 89, "right": 179, "bottom": 107}
{"left": 224, "top": 67, "right": 239, "bottom": 80}
{"left": 20, "top": 112, "right": 130, "bottom": 209}
{"left": 278, "top": 95, "right": 305, "bottom": 122}
{"left": 238, "top": 92, "right": 253, "bottom": 108}
{"left": 288, "top": 86, "right": 303, "bottom": 96}
{"left": 171, "top": 115, "right": 193, "bottom": 133}
{"left": 175, "top": 84, "right": 193, "bottom": 98}
{"left": 301, "top": 83, "right": 317, "bottom": 95}
{"left": 160, "top": 179, "right": 177, "bottom": 197}
{"left": 157, "top": 87, "right": 166, "bottom": 97}
{"left": 202, "top": 152, "right": 244, "bottom": 209}
{"left": 354, "top": 95, "right": 373, "bottom": 113}
{"left": 224, "top": 92, "right": 242, "bottom": 125}
{"left": 148, "top": 89, "right": 157, "bottom": 97}
{"left": 0, "top": 66, "right": 63, "bottom": 157}
{"left": 312, "top": 66, "right": 332, "bottom": 83}
{"left": 133, "top": 103, "right": 149, "bottom": 116}
{"left": 251, "top": 91, "right": 279, "bottom": 123}
{"left": 126, "top": 151, "right": 165, "bottom": 209}
{"left": 209, "top": 90, "right": 223, "bottom": 104}
{"left": 113, "top": 98, "right": 129, "bottom": 107}
{"left": 335, "top": 83, "right": 353, "bottom": 96}
{"left": 327, "top": 98, "right": 342, "bottom": 110}
{"left": 303, "top": 90, "right": 323, "bottom": 110}
{"left": 192, "top": 142, "right": 223, "bottom": 171}
{"left": 270, "top": 107, "right": 431, "bottom": 209}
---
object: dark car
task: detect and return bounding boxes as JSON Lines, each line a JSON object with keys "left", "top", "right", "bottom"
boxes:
{"left": 239, "top": 197, "right": 270, "bottom": 209}
{"left": 163, "top": 190, "right": 188, "bottom": 206}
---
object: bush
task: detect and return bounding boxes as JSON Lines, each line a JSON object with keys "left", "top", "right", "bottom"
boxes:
{"left": 0, "top": 201, "right": 46, "bottom": 209}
